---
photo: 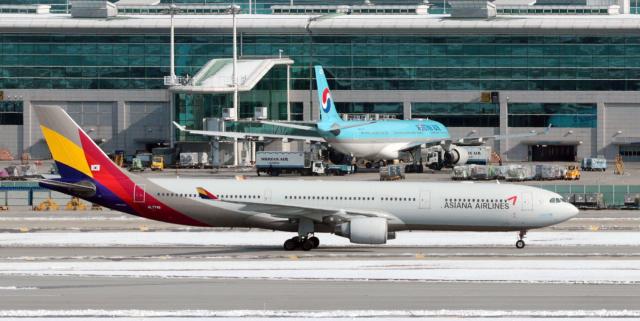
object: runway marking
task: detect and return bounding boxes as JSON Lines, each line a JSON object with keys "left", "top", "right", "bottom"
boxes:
{"left": 415, "top": 253, "right": 426, "bottom": 259}
{"left": 0, "top": 260, "right": 639, "bottom": 285}
{"left": 0, "top": 286, "right": 38, "bottom": 290}
{"left": 288, "top": 255, "right": 299, "bottom": 260}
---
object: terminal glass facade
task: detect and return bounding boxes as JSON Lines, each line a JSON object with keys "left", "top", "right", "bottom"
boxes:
{"left": 0, "top": 0, "right": 69, "bottom": 13}
{"left": 334, "top": 102, "right": 404, "bottom": 119}
{"left": 508, "top": 103, "right": 597, "bottom": 128}
{"left": 173, "top": 66, "right": 289, "bottom": 141}
{"left": 3, "top": 33, "right": 640, "bottom": 92}
{"left": 0, "top": 100, "right": 23, "bottom": 125}
{"left": 411, "top": 103, "right": 499, "bottom": 127}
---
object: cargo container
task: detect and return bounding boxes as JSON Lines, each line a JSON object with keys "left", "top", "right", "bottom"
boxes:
{"left": 379, "top": 165, "right": 405, "bottom": 181}
{"left": 465, "top": 146, "right": 492, "bottom": 165}
{"left": 581, "top": 158, "right": 607, "bottom": 171}
{"left": 179, "top": 152, "right": 209, "bottom": 168}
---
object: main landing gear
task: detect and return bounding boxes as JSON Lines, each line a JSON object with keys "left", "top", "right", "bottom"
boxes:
{"left": 283, "top": 235, "right": 320, "bottom": 251}
{"left": 515, "top": 230, "right": 527, "bottom": 249}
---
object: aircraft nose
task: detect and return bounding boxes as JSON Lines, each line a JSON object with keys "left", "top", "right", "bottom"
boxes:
{"left": 566, "top": 203, "right": 580, "bottom": 219}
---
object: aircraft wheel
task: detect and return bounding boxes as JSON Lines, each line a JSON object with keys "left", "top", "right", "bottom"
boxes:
{"left": 515, "top": 240, "right": 526, "bottom": 249}
{"left": 284, "top": 239, "right": 298, "bottom": 251}
{"left": 301, "top": 239, "right": 314, "bottom": 251}
{"left": 309, "top": 236, "right": 320, "bottom": 248}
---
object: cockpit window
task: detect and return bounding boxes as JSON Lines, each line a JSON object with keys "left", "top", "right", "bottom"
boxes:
{"left": 550, "top": 197, "right": 564, "bottom": 203}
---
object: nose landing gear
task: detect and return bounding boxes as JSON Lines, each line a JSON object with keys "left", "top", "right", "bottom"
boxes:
{"left": 283, "top": 235, "right": 320, "bottom": 251}
{"left": 515, "top": 230, "right": 527, "bottom": 249}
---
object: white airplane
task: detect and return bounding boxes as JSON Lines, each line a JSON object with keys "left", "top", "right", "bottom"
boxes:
{"left": 174, "top": 65, "right": 548, "bottom": 168}
{"left": 35, "top": 105, "right": 578, "bottom": 251}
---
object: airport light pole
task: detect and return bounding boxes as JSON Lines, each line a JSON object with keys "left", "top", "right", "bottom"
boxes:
{"left": 169, "top": 4, "right": 179, "bottom": 83}
{"left": 305, "top": 12, "right": 344, "bottom": 121}
{"left": 227, "top": 4, "right": 241, "bottom": 166}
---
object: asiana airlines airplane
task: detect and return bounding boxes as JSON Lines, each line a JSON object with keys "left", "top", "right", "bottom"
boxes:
{"left": 35, "top": 105, "right": 578, "bottom": 251}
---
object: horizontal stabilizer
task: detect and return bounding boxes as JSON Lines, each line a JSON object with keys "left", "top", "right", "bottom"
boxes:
{"left": 38, "top": 179, "right": 97, "bottom": 197}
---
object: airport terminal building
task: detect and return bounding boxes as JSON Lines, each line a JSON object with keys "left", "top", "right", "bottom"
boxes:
{"left": 2, "top": 0, "right": 640, "bottom": 163}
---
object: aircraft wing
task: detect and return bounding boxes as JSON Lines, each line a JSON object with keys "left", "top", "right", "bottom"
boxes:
{"left": 336, "top": 121, "right": 377, "bottom": 130}
{"left": 196, "top": 187, "right": 395, "bottom": 223}
{"left": 399, "top": 125, "right": 552, "bottom": 150}
{"left": 173, "top": 122, "right": 326, "bottom": 143}
{"left": 232, "top": 202, "right": 395, "bottom": 223}
{"left": 452, "top": 125, "right": 552, "bottom": 146}
{"left": 260, "top": 120, "right": 376, "bottom": 131}
{"left": 259, "top": 120, "right": 317, "bottom": 131}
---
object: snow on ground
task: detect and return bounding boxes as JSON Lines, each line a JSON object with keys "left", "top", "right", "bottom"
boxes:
{"left": 0, "top": 259, "right": 639, "bottom": 284}
{"left": 0, "top": 309, "right": 639, "bottom": 319}
{"left": 1, "top": 231, "right": 640, "bottom": 247}
{"left": 0, "top": 318, "right": 639, "bottom": 321}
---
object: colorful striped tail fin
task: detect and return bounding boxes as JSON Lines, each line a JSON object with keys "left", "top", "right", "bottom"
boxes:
{"left": 35, "top": 105, "right": 132, "bottom": 183}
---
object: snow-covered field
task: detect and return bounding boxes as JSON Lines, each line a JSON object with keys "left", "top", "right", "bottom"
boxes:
{"left": 2, "top": 231, "right": 640, "bottom": 247}
{"left": 0, "top": 259, "right": 639, "bottom": 284}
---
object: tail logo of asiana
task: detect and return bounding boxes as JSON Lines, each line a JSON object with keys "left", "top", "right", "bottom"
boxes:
{"left": 321, "top": 88, "right": 332, "bottom": 113}
{"left": 196, "top": 187, "right": 218, "bottom": 200}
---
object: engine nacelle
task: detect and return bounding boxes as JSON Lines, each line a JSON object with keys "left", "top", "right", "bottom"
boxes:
{"left": 328, "top": 148, "right": 350, "bottom": 165}
{"left": 335, "top": 217, "right": 388, "bottom": 244}
{"left": 444, "top": 145, "right": 469, "bottom": 166}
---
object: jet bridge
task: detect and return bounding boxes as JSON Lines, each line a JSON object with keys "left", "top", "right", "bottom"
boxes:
{"left": 168, "top": 57, "right": 295, "bottom": 167}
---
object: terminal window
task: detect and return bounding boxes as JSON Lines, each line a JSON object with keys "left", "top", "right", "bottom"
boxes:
{"left": 411, "top": 103, "right": 499, "bottom": 127}
{"left": 0, "top": 100, "right": 23, "bottom": 125}
{"left": 508, "top": 103, "right": 596, "bottom": 128}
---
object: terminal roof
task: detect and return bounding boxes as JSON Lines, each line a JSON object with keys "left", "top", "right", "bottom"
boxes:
{"left": 1, "top": 13, "right": 640, "bottom": 34}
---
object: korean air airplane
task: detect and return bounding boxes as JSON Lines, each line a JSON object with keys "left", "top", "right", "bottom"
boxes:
{"left": 174, "top": 66, "right": 546, "bottom": 168}
{"left": 36, "top": 105, "right": 577, "bottom": 251}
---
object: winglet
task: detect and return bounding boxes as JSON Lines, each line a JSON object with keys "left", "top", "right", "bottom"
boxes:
{"left": 172, "top": 121, "right": 186, "bottom": 131}
{"left": 196, "top": 187, "right": 218, "bottom": 200}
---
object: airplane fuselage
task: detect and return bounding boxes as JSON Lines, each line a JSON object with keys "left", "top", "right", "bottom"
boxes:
{"left": 142, "top": 179, "right": 577, "bottom": 232}
{"left": 319, "top": 119, "right": 450, "bottom": 159}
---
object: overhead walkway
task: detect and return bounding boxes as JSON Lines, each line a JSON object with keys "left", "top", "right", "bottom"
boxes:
{"left": 169, "top": 57, "right": 294, "bottom": 93}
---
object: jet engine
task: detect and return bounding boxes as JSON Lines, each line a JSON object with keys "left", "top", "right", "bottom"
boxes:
{"left": 334, "top": 217, "right": 392, "bottom": 244}
{"left": 444, "top": 145, "right": 469, "bottom": 166}
{"left": 328, "top": 148, "right": 350, "bottom": 165}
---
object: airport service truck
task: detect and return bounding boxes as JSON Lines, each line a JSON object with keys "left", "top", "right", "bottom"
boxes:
{"left": 255, "top": 151, "right": 353, "bottom": 176}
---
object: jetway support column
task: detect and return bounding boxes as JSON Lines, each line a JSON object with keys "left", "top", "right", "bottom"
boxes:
{"left": 116, "top": 100, "right": 127, "bottom": 153}
{"left": 403, "top": 102, "right": 411, "bottom": 120}
{"left": 596, "top": 101, "right": 606, "bottom": 157}
{"left": 499, "top": 96, "right": 509, "bottom": 161}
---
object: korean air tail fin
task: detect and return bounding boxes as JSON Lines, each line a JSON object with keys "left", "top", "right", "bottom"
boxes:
{"left": 314, "top": 66, "right": 345, "bottom": 126}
